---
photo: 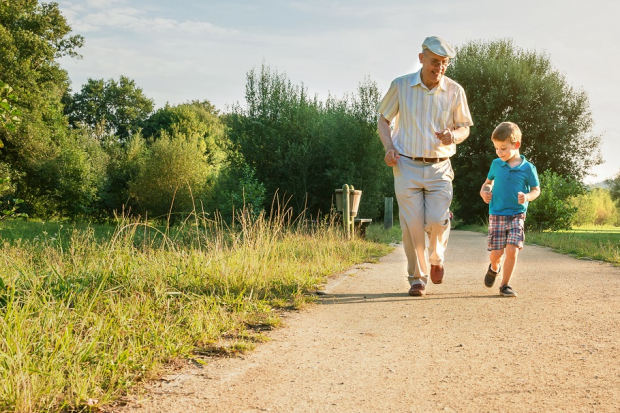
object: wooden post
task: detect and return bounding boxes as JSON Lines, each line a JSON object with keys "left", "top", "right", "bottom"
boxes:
{"left": 349, "top": 185, "right": 355, "bottom": 238}
{"left": 384, "top": 197, "right": 393, "bottom": 230}
{"left": 343, "top": 184, "right": 351, "bottom": 239}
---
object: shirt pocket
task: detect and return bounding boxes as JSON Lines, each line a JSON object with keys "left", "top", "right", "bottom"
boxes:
{"left": 435, "top": 110, "right": 452, "bottom": 130}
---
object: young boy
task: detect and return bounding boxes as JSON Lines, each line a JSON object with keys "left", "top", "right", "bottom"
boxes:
{"left": 479, "top": 122, "right": 540, "bottom": 297}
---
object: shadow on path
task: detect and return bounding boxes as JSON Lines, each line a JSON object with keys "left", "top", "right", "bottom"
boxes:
{"left": 318, "top": 292, "right": 502, "bottom": 304}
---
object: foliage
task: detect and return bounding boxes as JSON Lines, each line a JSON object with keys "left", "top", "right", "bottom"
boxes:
{"left": 569, "top": 192, "right": 596, "bottom": 227}
{"left": 591, "top": 189, "right": 618, "bottom": 226}
{"left": 447, "top": 39, "right": 602, "bottom": 224}
{"left": 63, "top": 76, "right": 155, "bottom": 141}
{"left": 0, "top": 80, "right": 21, "bottom": 138}
{"left": 0, "top": 0, "right": 84, "bottom": 216}
{"left": 607, "top": 170, "right": 620, "bottom": 203}
{"left": 142, "top": 100, "right": 229, "bottom": 166}
{"left": 210, "top": 163, "right": 267, "bottom": 220}
{"left": 97, "top": 133, "right": 147, "bottom": 217}
{"left": 127, "top": 131, "right": 213, "bottom": 220}
{"left": 526, "top": 170, "right": 584, "bottom": 231}
{"left": 0, "top": 82, "right": 26, "bottom": 219}
{"left": 226, "top": 64, "right": 392, "bottom": 220}
{"left": 570, "top": 188, "right": 619, "bottom": 227}
{"left": 121, "top": 101, "right": 232, "bottom": 220}
{"left": 46, "top": 129, "right": 109, "bottom": 217}
{"left": 0, "top": 176, "right": 26, "bottom": 220}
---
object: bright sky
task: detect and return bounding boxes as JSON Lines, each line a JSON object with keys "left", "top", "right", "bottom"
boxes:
{"left": 57, "top": 0, "right": 620, "bottom": 183}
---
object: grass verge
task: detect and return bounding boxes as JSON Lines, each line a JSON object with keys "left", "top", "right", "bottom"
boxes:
{"left": 0, "top": 212, "right": 392, "bottom": 412}
{"left": 458, "top": 224, "right": 620, "bottom": 266}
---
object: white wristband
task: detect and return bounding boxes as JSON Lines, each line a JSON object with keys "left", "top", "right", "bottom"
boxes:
{"left": 450, "top": 130, "right": 456, "bottom": 144}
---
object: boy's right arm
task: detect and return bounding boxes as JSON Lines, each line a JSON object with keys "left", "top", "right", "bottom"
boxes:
{"left": 480, "top": 179, "right": 493, "bottom": 204}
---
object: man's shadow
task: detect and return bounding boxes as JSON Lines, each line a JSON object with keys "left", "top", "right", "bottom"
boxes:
{"left": 317, "top": 292, "right": 502, "bottom": 304}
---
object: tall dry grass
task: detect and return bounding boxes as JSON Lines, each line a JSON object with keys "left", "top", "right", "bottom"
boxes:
{"left": 0, "top": 209, "right": 391, "bottom": 412}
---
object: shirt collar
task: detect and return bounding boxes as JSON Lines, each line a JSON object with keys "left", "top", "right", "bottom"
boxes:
{"left": 411, "top": 70, "right": 447, "bottom": 91}
{"left": 500, "top": 155, "right": 528, "bottom": 169}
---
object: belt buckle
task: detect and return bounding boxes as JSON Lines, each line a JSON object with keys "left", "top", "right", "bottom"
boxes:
{"left": 422, "top": 157, "right": 433, "bottom": 163}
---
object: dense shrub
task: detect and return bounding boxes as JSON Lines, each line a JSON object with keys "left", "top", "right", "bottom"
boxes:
{"left": 226, "top": 64, "right": 392, "bottom": 220}
{"left": 128, "top": 132, "right": 212, "bottom": 220}
{"left": 569, "top": 187, "right": 619, "bottom": 227}
{"left": 526, "top": 171, "right": 584, "bottom": 231}
{"left": 570, "top": 192, "right": 597, "bottom": 227}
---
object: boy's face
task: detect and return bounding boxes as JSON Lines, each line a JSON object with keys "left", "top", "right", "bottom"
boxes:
{"left": 492, "top": 139, "right": 521, "bottom": 162}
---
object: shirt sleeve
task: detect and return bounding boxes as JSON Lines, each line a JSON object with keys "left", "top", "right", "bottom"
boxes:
{"left": 452, "top": 86, "right": 474, "bottom": 128}
{"left": 527, "top": 164, "right": 540, "bottom": 187}
{"left": 377, "top": 80, "right": 399, "bottom": 122}
{"left": 487, "top": 160, "right": 497, "bottom": 181}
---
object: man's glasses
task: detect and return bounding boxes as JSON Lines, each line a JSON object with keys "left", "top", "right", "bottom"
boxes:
{"left": 427, "top": 57, "right": 450, "bottom": 69}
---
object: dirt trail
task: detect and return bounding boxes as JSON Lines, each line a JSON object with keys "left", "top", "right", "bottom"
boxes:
{"left": 116, "top": 230, "right": 620, "bottom": 413}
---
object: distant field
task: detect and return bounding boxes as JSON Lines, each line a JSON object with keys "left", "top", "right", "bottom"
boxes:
{"left": 459, "top": 224, "right": 620, "bottom": 266}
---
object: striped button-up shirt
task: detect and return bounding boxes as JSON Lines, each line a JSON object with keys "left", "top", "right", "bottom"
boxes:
{"left": 377, "top": 70, "right": 473, "bottom": 158}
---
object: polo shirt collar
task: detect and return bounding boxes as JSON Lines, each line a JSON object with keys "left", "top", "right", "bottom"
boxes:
{"left": 500, "top": 154, "right": 528, "bottom": 169}
{"left": 411, "top": 70, "right": 447, "bottom": 91}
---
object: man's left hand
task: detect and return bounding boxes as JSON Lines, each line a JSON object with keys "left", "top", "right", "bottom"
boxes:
{"left": 435, "top": 129, "right": 453, "bottom": 145}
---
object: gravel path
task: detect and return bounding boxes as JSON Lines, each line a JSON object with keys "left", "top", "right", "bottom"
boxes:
{"left": 115, "top": 230, "right": 620, "bottom": 413}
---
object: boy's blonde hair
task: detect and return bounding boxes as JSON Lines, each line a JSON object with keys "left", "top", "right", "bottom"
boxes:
{"left": 492, "top": 122, "right": 522, "bottom": 143}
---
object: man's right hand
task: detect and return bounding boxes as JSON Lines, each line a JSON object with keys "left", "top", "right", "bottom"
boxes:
{"left": 384, "top": 149, "right": 400, "bottom": 166}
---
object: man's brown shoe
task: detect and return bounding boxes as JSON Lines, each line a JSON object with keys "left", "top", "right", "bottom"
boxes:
{"left": 408, "top": 283, "right": 426, "bottom": 297}
{"left": 430, "top": 265, "right": 444, "bottom": 284}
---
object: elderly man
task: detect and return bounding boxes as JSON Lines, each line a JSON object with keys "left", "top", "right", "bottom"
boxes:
{"left": 377, "top": 36, "right": 473, "bottom": 296}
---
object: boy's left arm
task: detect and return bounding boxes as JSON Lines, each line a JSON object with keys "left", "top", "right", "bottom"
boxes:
{"left": 518, "top": 186, "right": 541, "bottom": 204}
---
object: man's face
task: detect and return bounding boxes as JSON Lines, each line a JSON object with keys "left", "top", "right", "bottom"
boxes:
{"left": 418, "top": 50, "right": 450, "bottom": 87}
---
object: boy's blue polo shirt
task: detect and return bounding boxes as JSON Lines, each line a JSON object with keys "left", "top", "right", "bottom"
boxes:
{"left": 487, "top": 155, "right": 540, "bottom": 216}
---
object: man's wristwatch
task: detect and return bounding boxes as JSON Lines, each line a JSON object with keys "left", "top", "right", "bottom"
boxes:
{"left": 450, "top": 130, "right": 457, "bottom": 144}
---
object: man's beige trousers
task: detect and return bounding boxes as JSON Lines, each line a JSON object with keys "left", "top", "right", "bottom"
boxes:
{"left": 393, "top": 157, "right": 454, "bottom": 286}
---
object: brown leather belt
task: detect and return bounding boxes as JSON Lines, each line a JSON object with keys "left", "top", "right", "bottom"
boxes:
{"left": 400, "top": 154, "right": 449, "bottom": 163}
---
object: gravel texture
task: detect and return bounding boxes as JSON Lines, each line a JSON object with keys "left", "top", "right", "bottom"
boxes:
{"left": 113, "top": 230, "right": 620, "bottom": 413}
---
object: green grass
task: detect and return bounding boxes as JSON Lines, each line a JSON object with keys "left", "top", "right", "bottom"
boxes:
{"left": 0, "top": 213, "right": 392, "bottom": 412}
{"left": 365, "top": 222, "right": 402, "bottom": 244}
{"left": 459, "top": 224, "right": 620, "bottom": 266}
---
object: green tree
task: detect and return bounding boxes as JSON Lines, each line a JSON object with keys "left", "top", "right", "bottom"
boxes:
{"left": 526, "top": 171, "right": 584, "bottom": 231}
{"left": 447, "top": 39, "right": 602, "bottom": 224}
{"left": 97, "top": 133, "right": 147, "bottom": 217}
{"left": 210, "top": 164, "right": 266, "bottom": 220}
{"left": 320, "top": 79, "right": 393, "bottom": 219}
{"left": 226, "top": 64, "right": 391, "bottom": 219}
{"left": 226, "top": 64, "right": 326, "bottom": 215}
{"left": 0, "top": 0, "right": 84, "bottom": 216}
{"left": 570, "top": 192, "right": 596, "bottom": 227}
{"left": 127, "top": 131, "right": 213, "bottom": 220}
{"left": 590, "top": 188, "right": 618, "bottom": 226}
{"left": 39, "top": 128, "right": 109, "bottom": 218}
{"left": 606, "top": 170, "right": 620, "bottom": 203}
{"left": 63, "top": 76, "right": 154, "bottom": 141}
{"left": 0, "top": 80, "right": 25, "bottom": 219}
{"left": 142, "top": 100, "right": 228, "bottom": 167}
{"left": 0, "top": 80, "right": 21, "bottom": 138}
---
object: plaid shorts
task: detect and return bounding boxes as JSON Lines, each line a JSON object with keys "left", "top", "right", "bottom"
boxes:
{"left": 487, "top": 213, "right": 526, "bottom": 251}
